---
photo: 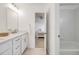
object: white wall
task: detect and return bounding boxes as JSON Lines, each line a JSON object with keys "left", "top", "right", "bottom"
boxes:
{"left": 16, "top": 3, "right": 60, "bottom": 54}
{"left": 17, "top": 4, "right": 35, "bottom": 48}
{"left": 16, "top": 4, "right": 47, "bottom": 48}
{"left": 60, "top": 9, "right": 75, "bottom": 41}
{"left": 46, "top": 3, "right": 60, "bottom": 54}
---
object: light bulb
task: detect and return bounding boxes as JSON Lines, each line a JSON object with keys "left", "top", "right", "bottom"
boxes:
{"left": 8, "top": 3, "right": 18, "bottom": 13}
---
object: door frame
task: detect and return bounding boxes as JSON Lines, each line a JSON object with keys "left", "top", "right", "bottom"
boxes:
{"left": 34, "top": 11, "right": 47, "bottom": 49}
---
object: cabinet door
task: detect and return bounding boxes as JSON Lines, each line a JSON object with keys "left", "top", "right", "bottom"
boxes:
{"left": 0, "top": 40, "right": 12, "bottom": 55}
{"left": 13, "top": 37, "right": 21, "bottom": 55}
{"left": 1, "top": 48, "right": 12, "bottom": 55}
{"left": 26, "top": 33, "right": 28, "bottom": 48}
{"left": 21, "top": 34, "right": 27, "bottom": 53}
{"left": 21, "top": 35, "right": 25, "bottom": 53}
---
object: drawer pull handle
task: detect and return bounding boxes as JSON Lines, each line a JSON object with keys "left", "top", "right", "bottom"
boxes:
{"left": 16, "top": 45, "right": 20, "bottom": 49}
{"left": 16, "top": 39, "right": 20, "bottom": 41}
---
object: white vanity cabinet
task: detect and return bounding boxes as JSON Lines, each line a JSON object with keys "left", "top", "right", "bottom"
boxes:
{"left": 12, "top": 33, "right": 28, "bottom": 55}
{"left": 0, "top": 40, "right": 12, "bottom": 55}
{"left": 0, "top": 32, "right": 28, "bottom": 55}
{"left": 21, "top": 34, "right": 27, "bottom": 53}
{"left": 12, "top": 36, "right": 21, "bottom": 55}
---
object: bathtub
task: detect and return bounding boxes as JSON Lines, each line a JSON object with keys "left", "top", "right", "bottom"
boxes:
{"left": 60, "top": 40, "right": 79, "bottom": 55}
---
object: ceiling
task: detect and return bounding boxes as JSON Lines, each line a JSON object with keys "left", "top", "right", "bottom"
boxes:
{"left": 60, "top": 3, "right": 79, "bottom": 10}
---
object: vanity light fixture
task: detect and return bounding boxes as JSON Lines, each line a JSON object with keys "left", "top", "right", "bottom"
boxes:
{"left": 8, "top": 3, "right": 23, "bottom": 15}
{"left": 8, "top": 3, "right": 18, "bottom": 13}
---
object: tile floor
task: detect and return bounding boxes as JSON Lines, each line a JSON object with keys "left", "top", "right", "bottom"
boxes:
{"left": 35, "top": 37, "right": 44, "bottom": 48}
{"left": 23, "top": 48, "right": 46, "bottom": 55}
{"left": 23, "top": 37, "right": 45, "bottom": 55}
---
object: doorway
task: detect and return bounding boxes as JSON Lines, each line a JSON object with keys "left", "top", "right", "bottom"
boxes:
{"left": 35, "top": 13, "right": 46, "bottom": 49}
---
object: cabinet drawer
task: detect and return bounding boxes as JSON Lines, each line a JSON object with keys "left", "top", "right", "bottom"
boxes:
{"left": 0, "top": 40, "right": 12, "bottom": 54}
{"left": 13, "top": 44, "right": 20, "bottom": 51}
{"left": 13, "top": 37, "right": 21, "bottom": 55}
{"left": 15, "top": 47, "right": 21, "bottom": 55}
{"left": 13, "top": 45, "right": 21, "bottom": 55}
{"left": 13, "top": 39, "right": 21, "bottom": 48}
{"left": 13, "top": 37, "right": 21, "bottom": 44}
{"left": 21, "top": 34, "right": 27, "bottom": 53}
{"left": 13, "top": 37, "right": 21, "bottom": 48}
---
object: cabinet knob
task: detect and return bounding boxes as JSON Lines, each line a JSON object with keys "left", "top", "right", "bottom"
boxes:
{"left": 58, "top": 35, "right": 60, "bottom": 38}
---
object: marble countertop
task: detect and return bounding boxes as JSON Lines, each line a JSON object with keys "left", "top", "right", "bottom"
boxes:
{"left": 0, "top": 32, "right": 27, "bottom": 44}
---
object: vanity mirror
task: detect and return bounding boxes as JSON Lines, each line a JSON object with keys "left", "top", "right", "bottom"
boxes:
{"left": 7, "top": 7, "right": 18, "bottom": 33}
{"left": 0, "top": 3, "right": 18, "bottom": 33}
